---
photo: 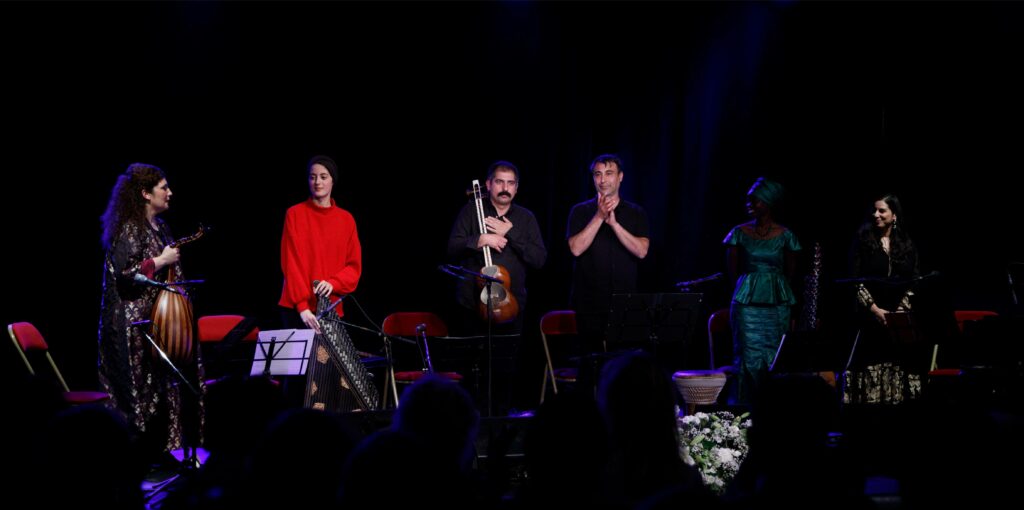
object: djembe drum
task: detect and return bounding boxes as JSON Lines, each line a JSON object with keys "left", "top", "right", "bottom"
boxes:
{"left": 673, "top": 370, "right": 727, "bottom": 415}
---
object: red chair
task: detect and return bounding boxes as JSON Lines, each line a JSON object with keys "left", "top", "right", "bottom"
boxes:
{"left": 197, "top": 315, "right": 265, "bottom": 385}
{"left": 539, "top": 310, "right": 579, "bottom": 404}
{"left": 381, "top": 312, "right": 463, "bottom": 408}
{"left": 198, "top": 315, "right": 260, "bottom": 344}
{"left": 928, "top": 310, "right": 999, "bottom": 377}
{"left": 8, "top": 322, "right": 109, "bottom": 405}
{"left": 953, "top": 310, "right": 998, "bottom": 334}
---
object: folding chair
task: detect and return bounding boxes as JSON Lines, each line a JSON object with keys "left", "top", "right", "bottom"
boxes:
{"left": 539, "top": 310, "right": 579, "bottom": 405}
{"left": 8, "top": 322, "right": 109, "bottom": 405}
{"left": 381, "top": 312, "right": 463, "bottom": 408}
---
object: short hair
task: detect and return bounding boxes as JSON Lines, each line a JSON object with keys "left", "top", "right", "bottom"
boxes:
{"left": 487, "top": 160, "right": 519, "bottom": 182}
{"left": 589, "top": 154, "right": 623, "bottom": 173}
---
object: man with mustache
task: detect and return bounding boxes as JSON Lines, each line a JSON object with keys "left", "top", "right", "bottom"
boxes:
{"left": 447, "top": 160, "right": 547, "bottom": 414}
{"left": 567, "top": 154, "right": 650, "bottom": 359}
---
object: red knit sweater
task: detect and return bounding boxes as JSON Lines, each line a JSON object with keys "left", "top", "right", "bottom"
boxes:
{"left": 279, "top": 198, "right": 362, "bottom": 317}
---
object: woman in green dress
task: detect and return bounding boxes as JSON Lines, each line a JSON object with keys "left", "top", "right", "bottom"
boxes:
{"left": 724, "top": 177, "right": 801, "bottom": 404}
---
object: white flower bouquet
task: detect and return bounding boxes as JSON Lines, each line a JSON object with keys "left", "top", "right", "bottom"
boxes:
{"left": 677, "top": 410, "right": 752, "bottom": 493}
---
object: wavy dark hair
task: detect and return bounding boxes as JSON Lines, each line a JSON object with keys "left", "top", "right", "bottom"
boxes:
{"left": 856, "top": 193, "right": 914, "bottom": 269}
{"left": 100, "top": 163, "right": 166, "bottom": 249}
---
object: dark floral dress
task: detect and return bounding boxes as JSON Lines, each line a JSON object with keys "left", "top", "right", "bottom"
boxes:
{"left": 98, "top": 219, "right": 205, "bottom": 452}
{"left": 844, "top": 234, "right": 921, "bottom": 404}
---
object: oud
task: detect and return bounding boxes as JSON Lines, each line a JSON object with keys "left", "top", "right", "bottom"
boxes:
{"left": 151, "top": 225, "right": 205, "bottom": 365}
{"left": 472, "top": 180, "right": 519, "bottom": 323}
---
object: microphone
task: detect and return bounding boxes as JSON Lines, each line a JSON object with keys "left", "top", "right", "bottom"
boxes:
{"left": 315, "top": 295, "right": 347, "bottom": 320}
{"left": 438, "top": 264, "right": 467, "bottom": 280}
{"left": 134, "top": 273, "right": 170, "bottom": 289}
{"left": 131, "top": 319, "right": 152, "bottom": 326}
{"left": 675, "top": 272, "right": 724, "bottom": 289}
{"left": 415, "top": 323, "right": 427, "bottom": 334}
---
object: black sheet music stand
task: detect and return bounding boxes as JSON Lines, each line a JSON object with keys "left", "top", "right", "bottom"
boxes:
{"left": 249, "top": 329, "right": 314, "bottom": 377}
{"left": 604, "top": 293, "right": 703, "bottom": 371}
{"left": 770, "top": 329, "right": 844, "bottom": 374}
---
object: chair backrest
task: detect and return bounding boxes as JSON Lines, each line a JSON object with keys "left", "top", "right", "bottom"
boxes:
{"left": 953, "top": 310, "right": 998, "bottom": 333}
{"left": 707, "top": 308, "right": 731, "bottom": 370}
{"left": 9, "top": 321, "right": 49, "bottom": 353}
{"left": 540, "top": 310, "right": 577, "bottom": 372}
{"left": 8, "top": 322, "right": 69, "bottom": 392}
{"left": 538, "top": 310, "right": 578, "bottom": 402}
{"left": 540, "top": 310, "right": 577, "bottom": 336}
{"left": 382, "top": 312, "right": 448, "bottom": 337}
{"left": 198, "top": 315, "right": 260, "bottom": 343}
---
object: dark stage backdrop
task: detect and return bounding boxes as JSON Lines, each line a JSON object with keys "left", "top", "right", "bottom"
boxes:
{"left": 2, "top": 2, "right": 1021, "bottom": 389}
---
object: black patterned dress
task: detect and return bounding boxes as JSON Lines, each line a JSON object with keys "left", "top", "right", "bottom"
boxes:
{"left": 844, "top": 234, "right": 921, "bottom": 404}
{"left": 98, "top": 219, "right": 205, "bottom": 452}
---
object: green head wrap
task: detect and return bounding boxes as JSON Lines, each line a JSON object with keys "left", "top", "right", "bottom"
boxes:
{"left": 747, "top": 177, "right": 784, "bottom": 207}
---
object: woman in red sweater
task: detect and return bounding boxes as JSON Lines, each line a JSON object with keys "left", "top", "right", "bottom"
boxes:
{"left": 279, "top": 155, "right": 362, "bottom": 333}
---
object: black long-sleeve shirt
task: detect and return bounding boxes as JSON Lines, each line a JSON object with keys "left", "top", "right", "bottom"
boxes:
{"left": 447, "top": 199, "right": 547, "bottom": 311}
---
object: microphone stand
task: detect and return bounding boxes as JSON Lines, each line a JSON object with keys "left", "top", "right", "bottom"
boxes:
{"left": 418, "top": 325, "right": 436, "bottom": 374}
{"left": 438, "top": 264, "right": 503, "bottom": 417}
{"left": 1008, "top": 266, "right": 1020, "bottom": 307}
{"left": 135, "top": 276, "right": 205, "bottom": 296}
{"left": 133, "top": 321, "right": 200, "bottom": 396}
{"left": 674, "top": 272, "right": 724, "bottom": 292}
{"left": 131, "top": 320, "right": 201, "bottom": 470}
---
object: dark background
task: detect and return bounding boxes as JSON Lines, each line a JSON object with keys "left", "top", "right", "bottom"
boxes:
{"left": 2, "top": 1, "right": 1020, "bottom": 390}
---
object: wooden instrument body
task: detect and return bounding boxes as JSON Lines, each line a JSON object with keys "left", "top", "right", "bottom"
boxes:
{"left": 478, "top": 264, "right": 519, "bottom": 324}
{"left": 150, "top": 227, "right": 204, "bottom": 365}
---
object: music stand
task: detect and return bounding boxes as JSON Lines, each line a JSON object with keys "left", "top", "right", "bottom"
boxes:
{"left": 437, "top": 264, "right": 505, "bottom": 417}
{"left": 250, "top": 329, "right": 314, "bottom": 377}
{"left": 770, "top": 329, "right": 844, "bottom": 374}
{"left": 604, "top": 293, "right": 703, "bottom": 371}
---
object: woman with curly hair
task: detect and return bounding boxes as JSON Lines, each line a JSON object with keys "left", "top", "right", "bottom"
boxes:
{"left": 98, "top": 162, "right": 203, "bottom": 465}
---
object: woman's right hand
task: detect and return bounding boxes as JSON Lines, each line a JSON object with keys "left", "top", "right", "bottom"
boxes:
{"left": 154, "top": 245, "right": 180, "bottom": 270}
{"left": 299, "top": 309, "right": 321, "bottom": 334}
{"left": 870, "top": 303, "right": 889, "bottom": 325}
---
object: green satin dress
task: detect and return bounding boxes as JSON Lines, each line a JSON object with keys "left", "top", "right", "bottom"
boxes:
{"left": 724, "top": 226, "right": 801, "bottom": 403}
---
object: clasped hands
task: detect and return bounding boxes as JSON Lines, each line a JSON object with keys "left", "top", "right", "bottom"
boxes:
{"left": 479, "top": 216, "right": 513, "bottom": 252}
{"left": 597, "top": 192, "right": 619, "bottom": 225}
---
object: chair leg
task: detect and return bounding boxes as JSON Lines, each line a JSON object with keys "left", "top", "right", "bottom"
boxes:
{"left": 45, "top": 352, "right": 71, "bottom": 393}
{"left": 540, "top": 332, "right": 558, "bottom": 403}
{"left": 540, "top": 369, "right": 548, "bottom": 405}
{"left": 388, "top": 364, "right": 399, "bottom": 408}
{"left": 381, "top": 363, "right": 400, "bottom": 409}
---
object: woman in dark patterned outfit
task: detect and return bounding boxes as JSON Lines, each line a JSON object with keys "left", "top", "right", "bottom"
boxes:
{"left": 845, "top": 193, "right": 921, "bottom": 404}
{"left": 98, "top": 162, "right": 203, "bottom": 460}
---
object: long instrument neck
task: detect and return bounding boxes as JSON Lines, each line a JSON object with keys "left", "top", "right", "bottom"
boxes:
{"left": 163, "top": 225, "right": 205, "bottom": 283}
{"left": 472, "top": 180, "right": 493, "bottom": 267}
